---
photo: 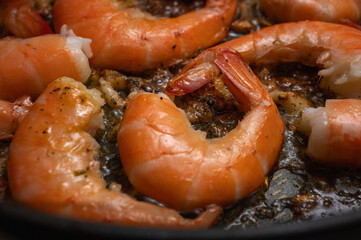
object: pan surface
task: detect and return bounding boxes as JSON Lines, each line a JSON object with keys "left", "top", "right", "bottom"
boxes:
{"left": 1, "top": 0, "right": 361, "bottom": 238}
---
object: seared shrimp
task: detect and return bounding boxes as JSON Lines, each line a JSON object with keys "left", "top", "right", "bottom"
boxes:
{"left": 0, "top": 0, "right": 52, "bottom": 38}
{"left": 118, "top": 48, "right": 284, "bottom": 211}
{"left": 7, "top": 77, "right": 221, "bottom": 228}
{"left": 258, "top": 0, "right": 361, "bottom": 23}
{"left": 0, "top": 26, "right": 91, "bottom": 101}
{"left": 168, "top": 21, "right": 361, "bottom": 99}
{"left": 302, "top": 99, "right": 361, "bottom": 167}
{"left": 53, "top": 0, "right": 237, "bottom": 73}
{"left": 0, "top": 96, "right": 32, "bottom": 140}
{"left": 168, "top": 21, "right": 361, "bottom": 167}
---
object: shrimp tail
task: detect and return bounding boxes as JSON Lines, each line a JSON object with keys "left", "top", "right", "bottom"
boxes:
{"left": 166, "top": 51, "right": 220, "bottom": 96}
{"left": 214, "top": 48, "right": 267, "bottom": 110}
{"left": 167, "top": 47, "right": 268, "bottom": 109}
{"left": 3, "top": 1, "right": 53, "bottom": 38}
{"left": 343, "top": 18, "right": 361, "bottom": 31}
{"left": 187, "top": 205, "right": 222, "bottom": 228}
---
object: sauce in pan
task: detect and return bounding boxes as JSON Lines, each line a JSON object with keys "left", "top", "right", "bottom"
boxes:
{"left": 1, "top": 0, "right": 361, "bottom": 230}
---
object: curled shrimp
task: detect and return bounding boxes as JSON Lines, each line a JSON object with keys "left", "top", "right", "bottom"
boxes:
{"left": 0, "top": 96, "right": 32, "bottom": 140}
{"left": 258, "top": 0, "right": 361, "bottom": 23}
{"left": 52, "top": 0, "right": 237, "bottom": 73}
{"left": 302, "top": 99, "right": 361, "bottom": 167}
{"left": 117, "top": 48, "right": 284, "bottom": 211}
{"left": 0, "top": 0, "right": 52, "bottom": 38}
{"left": 168, "top": 21, "right": 361, "bottom": 167}
{"left": 7, "top": 77, "right": 221, "bottom": 228}
{"left": 0, "top": 26, "right": 92, "bottom": 101}
{"left": 168, "top": 21, "right": 361, "bottom": 99}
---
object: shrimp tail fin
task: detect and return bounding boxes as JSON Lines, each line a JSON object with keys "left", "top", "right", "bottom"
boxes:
{"left": 343, "top": 18, "right": 361, "bottom": 31}
{"left": 214, "top": 47, "right": 267, "bottom": 110}
{"left": 4, "top": 5, "right": 52, "bottom": 38}
{"left": 166, "top": 51, "right": 220, "bottom": 96}
{"left": 187, "top": 205, "right": 222, "bottom": 228}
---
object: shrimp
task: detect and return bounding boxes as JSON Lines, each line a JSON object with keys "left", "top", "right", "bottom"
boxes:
{"left": 0, "top": 26, "right": 92, "bottom": 101}
{"left": 0, "top": 0, "right": 52, "bottom": 38}
{"left": 258, "top": 0, "right": 361, "bottom": 23}
{"left": 117, "top": 48, "right": 284, "bottom": 211}
{"left": 168, "top": 21, "right": 361, "bottom": 99}
{"left": 302, "top": 99, "right": 361, "bottom": 167}
{"left": 7, "top": 76, "right": 221, "bottom": 228}
{"left": 168, "top": 21, "right": 361, "bottom": 165}
{"left": 0, "top": 96, "right": 32, "bottom": 140}
{"left": 52, "top": 0, "right": 237, "bottom": 73}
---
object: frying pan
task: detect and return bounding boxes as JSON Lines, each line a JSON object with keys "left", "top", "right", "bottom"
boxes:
{"left": 1, "top": 1, "right": 361, "bottom": 239}
{"left": 1, "top": 200, "right": 361, "bottom": 239}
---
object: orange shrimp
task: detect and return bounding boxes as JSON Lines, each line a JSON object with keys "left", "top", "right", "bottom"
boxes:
{"left": 52, "top": 0, "right": 237, "bottom": 73}
{"left": 117, "top": 48, "right": 284, "bottom": 211}
{"left": 0, "top": 96, "right": 32, "bottom": 140}
{"left": 302, "top": 99, "right": 361, "bottom": 167}
{"left": 7, "top": 76, "right": 221, "bottom": 228}
{"left": 0, "top": 27, "right": 92, "bottom": 101}
{"left": 168, "top": 21, "right": 361, "bottom": 99}
{"left": 0, "top": 0, "right": 52, "bottom": 38}
{"left": 168, "top": 21, "right": 361, "bottom": 167}
{"left": 258, "top": 0, "right": 361, "bottom": 23}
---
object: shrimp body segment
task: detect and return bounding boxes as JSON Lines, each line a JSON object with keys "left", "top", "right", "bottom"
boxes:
{"left": 7, "top": 77, "right": 221, "bottom": 228}
{"left": 168, "top": 21, "right": 361, "bottom": 99}
{"left": 0, "top": 0, "right": 52, "bottom": 38}
{"left": 258, "top": 0, "right": 361, "bottom": 23}
{"left": 303, "top": 99, "right": 361, "bottom": 167}
{"left": 0, "top": 96, "right": 32, "bottom": 140}
{"left": 118, "top": 48, "right": 284, "bottom": 211}
{"left": 53, "top": 0, "right": 237, "bottom": 73}
{"left": 0, "top": 32, "right": 92, "bottom": 101}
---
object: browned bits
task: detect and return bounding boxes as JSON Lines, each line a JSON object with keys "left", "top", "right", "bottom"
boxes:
{"left": 231, "top": 20, "right": 255, "bottom": 33}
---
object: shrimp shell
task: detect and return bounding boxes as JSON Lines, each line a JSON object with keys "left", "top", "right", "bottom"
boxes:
{"left": 53, "top": 0, "right": 237, "bottom": 73}
{"left": 118, "top": 48, "right": 284, "bottom": 210}
{"left": 0, "top": 0, "right": 52, "bottom": 38}
{"left": 0, "top": 33, "right": 91, "bottom": 101}
{"left": 7, "top": 77, "right": 221, "bottom": 228}
{"left": 259, "top": 0, "right": 361, "bottom": 23}
{"left": 303, "top": 99, "right": 361, "bottom": 167}
{"left": 168, "top": 21, "right": 361, "bottom": 99}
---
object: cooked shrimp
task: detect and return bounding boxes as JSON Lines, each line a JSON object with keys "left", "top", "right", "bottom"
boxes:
{"left": 0, "top": 0, "right": 52, "bottom": 38}
{"left": 258, "top": 0, "right": 361, "bottom": 23}
{"left": 118, "top": 48, "right": 284, "bottom": 211}
{"left": 168, "top": 21, "right": 361, "bottom": 167}
{"left": 0, "top": 26, "right": 92, "bottom": 101}
{"left": 0, "top": 96, "right": 32, "bottom": 140}
{"left": 7, "top": 77, "right": 221, "bottom": 228}
{"left": 168, "top": 21, "right": 361, "bottom": 99}
{"left": 52, "top": 0, "right": 237, "bottom": 73}
{"left": 302, "top": 99, "right": 361, "bottom": 167}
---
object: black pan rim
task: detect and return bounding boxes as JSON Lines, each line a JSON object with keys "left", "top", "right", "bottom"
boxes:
{"left": 1, "top": 201, "right": 361, "bottom": 239}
